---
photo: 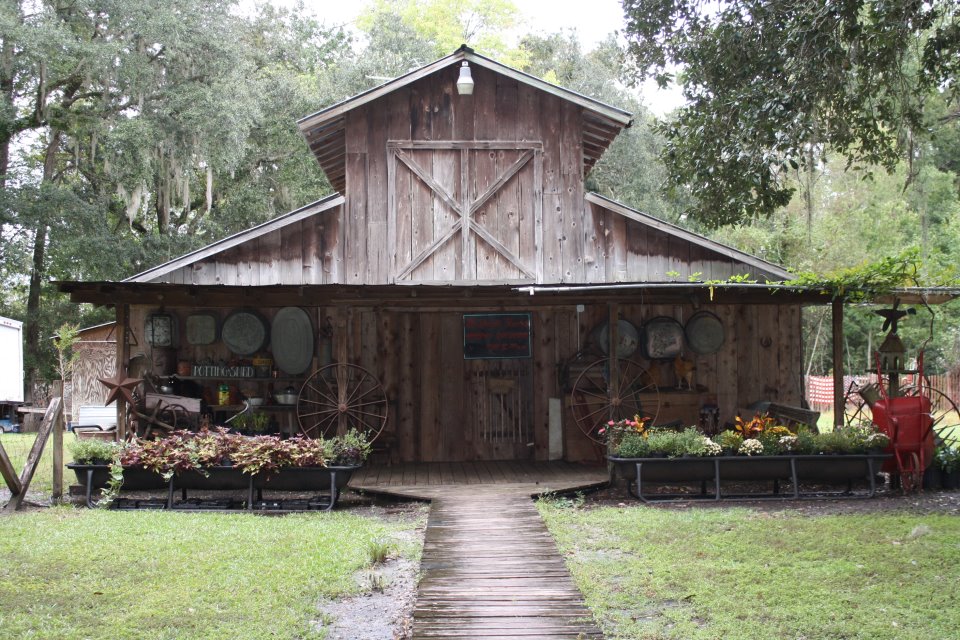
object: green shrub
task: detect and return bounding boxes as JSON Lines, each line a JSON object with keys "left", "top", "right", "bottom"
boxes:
{"left": 794, "top": 429, "right": 820, "bottom": 454}
{"left": 715, "top": 430, "right": 743, "bottom": 453}
{"left": 935, "top": 445, "right": 960, "bottom": 473}
{"left": 616, "top": 432, "right": 649, "bottom": 458}
{"left": 757, "top": 430, "right": 785, "bottom": 455}
{"left": 644, "top": 428, "right": 707, "bottom": 457}
{"left": 678, "top": 427, "right": 709, "bottom": 456}
{"left": 815, "top": 430, "right": 852, "bottom": 454}
{"left": 328, "top": 429, "right": 372, "bottom": 466}
{"left": 69, "top": 439, "right": 120, "bottom": 464}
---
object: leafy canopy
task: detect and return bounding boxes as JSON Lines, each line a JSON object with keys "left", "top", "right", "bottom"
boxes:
{"left": 621, "top": 0, "right": 960, "bottom": 226}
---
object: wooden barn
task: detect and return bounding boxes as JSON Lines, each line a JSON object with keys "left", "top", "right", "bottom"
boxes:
{"left": 60, "top": 47, "right": 825, "bottom": 464}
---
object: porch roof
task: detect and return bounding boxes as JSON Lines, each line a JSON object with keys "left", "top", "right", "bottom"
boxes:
{"left": 54, "top": 279, "right": 960, "bottom": 309}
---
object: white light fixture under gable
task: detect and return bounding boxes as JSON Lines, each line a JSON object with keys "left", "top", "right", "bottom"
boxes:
{"left": 456, "top": 61, "right": 474, "bottom": 95}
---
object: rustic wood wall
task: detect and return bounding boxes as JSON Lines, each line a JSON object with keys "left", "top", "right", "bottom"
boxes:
{"left": 125, "top": 300, "right": 803, "bottom": 463}
{"left": 70, "top": 324, "right": 118, "bottom": 422}
{"left": 344, "top": 65, "right": 588, "bottom": 285}
{"left": 157, "top": 207, "right": 343, "bottom": 286}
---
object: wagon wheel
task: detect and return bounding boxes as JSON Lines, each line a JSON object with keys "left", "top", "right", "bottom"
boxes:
{"left": 570, "top": 357, "right": 659, "bottom": 444}
{"left": 297, "top": 363, "right": 388, "bottom": 442}
{"left": 899, "top": 451, "right": 922, "bottom": 494}
{"left": 842, "top": 381, "right": 877, "bottom": 429}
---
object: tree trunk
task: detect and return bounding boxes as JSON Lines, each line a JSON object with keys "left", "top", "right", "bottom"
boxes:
{"left": 24, "top": 130, "right": 62, "bottom": 395}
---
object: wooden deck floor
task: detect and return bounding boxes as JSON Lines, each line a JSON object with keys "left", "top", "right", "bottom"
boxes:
{"left": 349, "top": 460, "right": 608, "bottom": 499}
{"left": 350, "top": 462, "right": 607, "bottom": 639}
{"left": 412, "top": 489, "right": 603, "bottom": 639}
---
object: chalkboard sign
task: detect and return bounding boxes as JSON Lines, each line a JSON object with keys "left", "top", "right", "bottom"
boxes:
{"left": 463, "top": 313, "right": 532, "bottom": 359}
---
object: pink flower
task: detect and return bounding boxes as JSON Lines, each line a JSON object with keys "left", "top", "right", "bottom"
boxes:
{"left": 608, "top": 420, "right": 615, "bottom": 426}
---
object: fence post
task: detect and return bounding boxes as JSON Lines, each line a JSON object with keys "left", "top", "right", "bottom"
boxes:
{"left": 2, "top": 397, "right": 61, "bottom": 513}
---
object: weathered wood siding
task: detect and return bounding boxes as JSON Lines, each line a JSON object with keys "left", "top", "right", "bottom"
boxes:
{"left": 127, "top": 301, "right": 803, "bottom": 463}
{"left": 70, "top": 324, "right": 118, "bottom": 422}
{"left": 589, "top": 200, "right": 779, "bottom": 282}
{"left": 344, "top": 65, "right": 585, "bottom": 285}
{"left": 156, "top": 207, "right": 343, "bottom": 286}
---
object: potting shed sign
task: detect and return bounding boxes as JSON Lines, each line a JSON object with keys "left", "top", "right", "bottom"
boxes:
{"left": 463, "top": 313, "right": 532, "bottom": 359}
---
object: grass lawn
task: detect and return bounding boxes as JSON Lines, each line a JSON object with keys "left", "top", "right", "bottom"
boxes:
{"left": 0, "top": 507, "right": 423, "bottom": 639}
{"left": 540, "top": 502, "right": 960, "bottom": 640}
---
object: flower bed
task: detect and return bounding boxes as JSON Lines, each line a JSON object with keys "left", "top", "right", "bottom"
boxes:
{"left": 68, "top": 428, "right": 370, "bottom": 511}
{"left": 609, "top": 454, "right": 889, "bottom": 501}
{"left": 604, "top": 413, "right": 893, "bottom": 501}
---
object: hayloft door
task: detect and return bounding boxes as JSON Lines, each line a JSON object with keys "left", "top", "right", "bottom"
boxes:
{"left": 387, "top": 141, "right": 543, "bottom": 283}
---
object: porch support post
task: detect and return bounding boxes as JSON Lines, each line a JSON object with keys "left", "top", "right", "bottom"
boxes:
{"left": 608, "top": 302, "right": 619, "bottom": 421}
{"left": 831, "top": 298, "right": 844, "bottom": 428}
{"left": 334, "top": 305, "right": 349, "bottom": 437}
{"left": 116, "top": 303, "right": 130, "bottom": 440}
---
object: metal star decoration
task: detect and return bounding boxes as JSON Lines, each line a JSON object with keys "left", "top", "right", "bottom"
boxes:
{"left": 98, "top": 374, "right": 142, "bottom": 406}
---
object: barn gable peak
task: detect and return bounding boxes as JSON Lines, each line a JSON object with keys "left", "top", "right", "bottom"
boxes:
{"left": 297, "top": 47, "right": 634, "bottom": 193}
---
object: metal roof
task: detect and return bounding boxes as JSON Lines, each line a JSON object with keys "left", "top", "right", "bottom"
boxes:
{"left": 123, "top": 194, "right": 344, "bottom": 284}
{"left": 586, "top": 192, "right": 793, "bottom": 281}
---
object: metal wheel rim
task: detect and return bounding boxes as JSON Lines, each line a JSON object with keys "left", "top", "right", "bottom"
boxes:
{"left": 570, "top": 357, "right": 660, "bottom": 444}
{"left": 296, "top": 363, "right": 388, "bottom": 442}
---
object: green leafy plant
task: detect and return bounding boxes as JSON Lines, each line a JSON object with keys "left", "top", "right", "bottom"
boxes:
{"left": 328, "top": 429, "right": 372, "bottom": 466}
{"left": 96, "top": 460, "right": 125, "bottom": 509}
{"left": 616, "top": 432, "right": 649, "bottom": 458}
{"left": 715, "top": 430, "right": 743, "bottom": 454}
{"left": 935, "top": 445, "right": 960, "bottom": 474}
{"left": 645, "top": 429, "right": 688, "bottom": 458}
{"left": 69, "top": 439, "right": 120, "bottom": 465}
{"left": 230, "top": 436, "right": 293, "bottom": 476}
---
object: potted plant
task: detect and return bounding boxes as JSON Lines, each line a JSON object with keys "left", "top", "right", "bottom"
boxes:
{"left": 715, "top": 430, "right": 743, "bottom": 455}
{"left": 69, "top": 439, "right": 120, "bottom": 466}
{"left": 935, "top": 445, "right": 960, "bottom": 490}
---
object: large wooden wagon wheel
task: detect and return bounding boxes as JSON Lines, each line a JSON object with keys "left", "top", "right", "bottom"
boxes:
{"left": 570, "top": 357, "right": 660, "bottom": 444}
{"left": 297, "top": 363, "right": 388, "bottom": 442}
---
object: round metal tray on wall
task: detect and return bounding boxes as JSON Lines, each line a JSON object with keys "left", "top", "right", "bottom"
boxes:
{"left": 221, "top": 309, "right": 269, "bottom": 356}
{"left": 592, "top": 319, "right": 639, "bottom": 358}
{"left": 271, "top": 307, "right": 314, "bottom": 375}
{"left": 685, "top": 310, "right": 725, "bottom": 355}
{"left": 641, "top": 316, "right": 684, "bottom": 360}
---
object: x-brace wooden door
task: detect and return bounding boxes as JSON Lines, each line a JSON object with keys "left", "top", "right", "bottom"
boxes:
{"left": 387, "top": 141, "right": 543, "bottom": 283}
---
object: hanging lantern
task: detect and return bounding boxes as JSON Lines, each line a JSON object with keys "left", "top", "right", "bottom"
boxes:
{"left": 456, "top": 61, "right": 474, "bottom": 95}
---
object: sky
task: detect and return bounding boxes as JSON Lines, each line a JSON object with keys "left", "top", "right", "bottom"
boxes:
{"left": 280, "top": 0, "right": 685, "bottom": 114}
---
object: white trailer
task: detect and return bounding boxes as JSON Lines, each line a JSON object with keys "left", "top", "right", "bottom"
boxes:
{"left": 0, "top": 317, "right": 24, "bottom": 403}
{"left": 0, "top": 316, "right": 24, "bottom": 431}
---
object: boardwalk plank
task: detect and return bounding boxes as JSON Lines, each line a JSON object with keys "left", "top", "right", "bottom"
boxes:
{"left": 410, "top": 491, "right": 603, "bottom": 639}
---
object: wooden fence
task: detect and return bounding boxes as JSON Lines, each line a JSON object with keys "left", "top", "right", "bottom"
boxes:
{"left": 806, "top": 371, "right": 960, "bottom": 413}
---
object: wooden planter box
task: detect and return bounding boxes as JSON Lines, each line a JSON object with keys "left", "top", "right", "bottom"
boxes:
{"left": 67, "top": 463, "right": 360, "bottom": 511}
{"left": 608, "top": 454, "right": 890, "bottom": 502}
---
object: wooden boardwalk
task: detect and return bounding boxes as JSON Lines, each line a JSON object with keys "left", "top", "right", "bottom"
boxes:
{"left": 351, "top": 462, "right": 608, "bottom": 639}
{"left": 413, "top": 488, "right": 603, "bottom": 639}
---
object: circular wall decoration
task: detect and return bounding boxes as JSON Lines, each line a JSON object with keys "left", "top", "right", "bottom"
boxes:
{"left": 685, "top": 311, "right": 725, "bottom": 355}
{"left": 596, "top": 320, "right": 640, "bottom": 358}
{"left": 641, "top": 317, "right": 685, "bottom": 360}
{"left": 221, "top": 309, "right": 268, "bottom": 356}
{"left": 271, "top": 307, "right": 314, "bottom": 375}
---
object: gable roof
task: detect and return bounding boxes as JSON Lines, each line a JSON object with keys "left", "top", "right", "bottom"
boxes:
{"left": 124, "top": 194, "right": 344, "bottom": 283}
{"left": 586, "top": 192, "right": 793, "bottom": 281}
{"left": 297, "top": 46, "right": 634, "bottom": 192}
